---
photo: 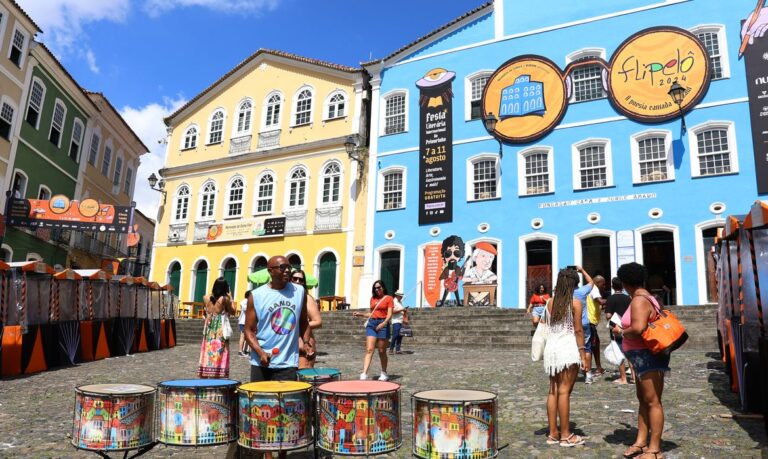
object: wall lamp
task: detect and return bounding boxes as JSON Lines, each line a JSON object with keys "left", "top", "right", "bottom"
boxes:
{"left": 344, "top": 136, "right": 366, "bottom": 164}
{"left": 483, "top": 112, "right": 503, "bottom": 159}
{"left": 667, "top": 81, "right": 687, "bottom": 133}
{"left": 147, "top": 172, "right": 167, "bottom": 204}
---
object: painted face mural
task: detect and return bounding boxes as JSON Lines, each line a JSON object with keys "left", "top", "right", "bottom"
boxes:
{"left": 438, "top": 235, "right": 466, "bottom": 307}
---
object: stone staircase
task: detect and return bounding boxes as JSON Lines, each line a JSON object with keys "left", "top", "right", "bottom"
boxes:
{"left": 174, "top": 304, "right": 719, "bottom": 351}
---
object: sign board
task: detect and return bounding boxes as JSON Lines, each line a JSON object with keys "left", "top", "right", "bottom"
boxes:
{"left": 6, "top": 197, "right": 133, "bottom": 233}
{"left": 742, "top": 17, "right": 768, "bottom": 194}
{"left": 422, "top": 243, "right": 444, "bottom": 308}
{"left": 616, "top": 230, "right": 636, "bottom": 267}
{"left": 205, "top": 216, "right": 286, "bottom": 242}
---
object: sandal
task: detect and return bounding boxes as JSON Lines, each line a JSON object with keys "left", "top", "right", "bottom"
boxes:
{"left": 559, "top": 433, "right": 585, "bottom": 447}
{"left": 546, "top": 435, "right": 560, "bottom": 445}
{"left": 623, "top": 444, "right": 646, "bottom": 458}
{"left": 637, "top": 452, "right": 664, "bottom": 459}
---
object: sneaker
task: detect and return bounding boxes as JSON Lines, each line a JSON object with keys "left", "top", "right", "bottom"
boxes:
{"left": 378, "top": 372, "right": 389, "bottom": 381}
{"left": 593, "top": 368, "right": 606, "bottom": 377}
{"left": 585, "top": 373, "right": 594, "bottom": 384}
{"left": 359, "top": 373, "right": 368, "bottom": 380}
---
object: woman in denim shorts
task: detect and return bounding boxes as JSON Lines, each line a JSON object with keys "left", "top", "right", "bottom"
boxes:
{"left": 527, "top": 284, "right": 550, "bottom": 327}
{"left": 352, "top": 280, "right": 393, "bottom": 381}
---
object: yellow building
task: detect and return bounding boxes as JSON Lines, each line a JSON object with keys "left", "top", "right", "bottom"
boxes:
{"left": 151, "top": 49, "right": 369, "bottom": 307}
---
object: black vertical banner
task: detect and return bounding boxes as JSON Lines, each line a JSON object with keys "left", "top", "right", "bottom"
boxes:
{"left": 417, "top": 69, "right": 455, "bottom": 225}
{"left": 743, "top": 19, "right": 768, "bottom": 194}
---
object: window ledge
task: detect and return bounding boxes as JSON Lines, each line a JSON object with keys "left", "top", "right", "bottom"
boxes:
{"left": 380, "top": 130, "right": 408, "bottom": 137}
{"left": 692, "top": 171, "right": 738, "bottom": 179}
{"left": 519, "top": 191, "right": 555, "bottom": 198}
{"left": 322, "top": 116, "right": 347, "bottom": 122}
{"left": 633, "top": 178, "right": 675, "bottom": 186}
{"left": 206, "top": 141, "right": 222, "bottom": 146}
{"left": 180, "top": 146, "right": 197, "bottom": 152}
{"left": 467, "top": 196, "right": 502, "bottom": 203}
{"left": 252, "top": 211, "right": 273, "bottom": 217}
{"left": 573, "top": 184, "right": 616, "bottom": 193}
{"left": 376, "top": 206, "right": 405, "bottom": 213}
{"left": 223, "top": 215, "right": 242, "bottom": 220}
{"left": 290, "top": 122, "right": 312, "bottom": 128}
{"left": 568, "top": 96, "right": 608, "bottom": 105}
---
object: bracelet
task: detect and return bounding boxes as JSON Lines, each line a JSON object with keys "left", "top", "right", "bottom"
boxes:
{"left": 578, "top": 346, "right": 586, "bottom": 350}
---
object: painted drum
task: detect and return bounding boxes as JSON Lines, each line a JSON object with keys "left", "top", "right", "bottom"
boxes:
{"left": 412, "top": 389, "right": 498, "bottom": 459}
{"left": 72, "top": 384, "right": 155, "bottom": 451}
{"left": 296, "top": 368, "right": 342, "bottom": 386}
{"left": 316, "top": 380, "right": 402, "bottom": 455}
{"left": 157, "top": 379, "right": 239, "bottom": 446}
{"left": 237, "top": 381, "right": 313, "bottom": 451}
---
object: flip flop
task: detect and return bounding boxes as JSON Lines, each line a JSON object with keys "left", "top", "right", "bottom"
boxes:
{"left": 546, "top": 435, "right": 560, "bottom": 445}
{"left": 623, "top": 444, "right": 646, "bottom": 458}
{"left": 613, "top": 379, "right": 629, "bottom": 385}
{"left": 560, "top": 433, "right": 585, "bottom": 447}
{"left": 637, "top": 452, "right": 664, "bottom": 459}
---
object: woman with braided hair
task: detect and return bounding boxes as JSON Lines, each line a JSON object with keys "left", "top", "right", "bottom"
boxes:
{"left": 542, "top": 268, "right": 588, "bottom": 447}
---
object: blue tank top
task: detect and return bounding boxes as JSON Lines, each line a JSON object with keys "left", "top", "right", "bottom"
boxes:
{"left": 249, "top": 282, "right": 304, "bottom": 369}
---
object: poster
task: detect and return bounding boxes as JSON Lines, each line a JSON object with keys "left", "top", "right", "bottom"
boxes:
{"left": 417, "top": 68, "right": 455, "bottom": 225}
{"left": 204, "top": 216, "right": 286, "bottom": 242}
{"left": 6, "top": 196, "right": 133, "bottom": 233}
{"left": 422, "top": 243, "right": 443, "bottom": 308}
{"left": 742, "top": 16, "right": 768, "bottom": 194}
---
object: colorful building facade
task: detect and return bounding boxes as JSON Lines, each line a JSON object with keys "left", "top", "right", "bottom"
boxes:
{"left": 362, "top": 0, "right": 764, "bottom": 307}
{"left": 151, "top": 50, "right": 369, "bottom": 305}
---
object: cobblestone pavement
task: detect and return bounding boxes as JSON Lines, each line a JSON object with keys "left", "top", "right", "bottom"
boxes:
{"left": 0, "top": 342, "right": 766, "bottom": 458}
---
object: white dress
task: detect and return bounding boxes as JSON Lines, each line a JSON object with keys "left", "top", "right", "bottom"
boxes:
{"left": 542, "top": 301, "right": 581, "bottom": 376}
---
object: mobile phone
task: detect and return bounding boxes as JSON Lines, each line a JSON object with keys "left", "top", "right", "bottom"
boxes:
{"left": 566, "top": 265, "right": 577, "bottom": 270}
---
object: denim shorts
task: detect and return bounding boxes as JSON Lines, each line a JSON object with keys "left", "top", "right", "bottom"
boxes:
{"left": 532, "top": 306, "right": 545, "bottom": 318}
{"left": 583, "top": 324, "right": 592, "bottom": 353}
{"left": 624, "top": 348, "right": 671, "bottom": 378}
{"left": 366, "top": 318, "right": 391, "bottom": 340}
{"left": 238, "top": 324, "right": 244, "bottom": 332}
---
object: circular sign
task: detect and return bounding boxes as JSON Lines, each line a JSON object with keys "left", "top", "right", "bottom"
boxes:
{"left": 608, "top": 26, "right": 711, "bottom": 122}
{"left": 48, "top": 194, "right": 70, "bottom": 214}
{"left": 78, "top": 198, "right": 100, "bottom": 218}
{"left": 482, "top": 55, "right": 567, "bottom": 144}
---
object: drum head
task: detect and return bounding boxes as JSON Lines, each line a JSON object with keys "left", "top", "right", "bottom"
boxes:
{"left": 318, "top": 380, "right": 400, "bottom": 395}
{"left": 77, "top": 383, "right": 155, "bottom": 395}
{"left": 413, "top": 389, "right": 496, "bottom": 402}
{"left": 239, "top": 381, "right": 311, "bottom": 393}
{"left": 297, "top": 368, "right": 340, "bottom": 378}
{"left": 160, "top": 378, "right": 239, "bottom": 388}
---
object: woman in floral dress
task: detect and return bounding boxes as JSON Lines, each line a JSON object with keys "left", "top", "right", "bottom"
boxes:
{"left": 198, "top": 277, "right": 236, "bottom": 378}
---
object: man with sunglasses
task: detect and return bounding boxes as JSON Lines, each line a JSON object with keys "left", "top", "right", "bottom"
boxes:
{"left": 438, "top": 234, "right": 467, "bottom": 307}
{"left": 244, "top": 255, "right": 310, "bottom": 387}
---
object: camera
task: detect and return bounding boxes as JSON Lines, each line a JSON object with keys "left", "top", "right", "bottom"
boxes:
{"left": 566, "top": 265, "right": 577, "bottom": 270}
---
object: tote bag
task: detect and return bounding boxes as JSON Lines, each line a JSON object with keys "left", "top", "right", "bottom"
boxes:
{"left": 603, "top": 339, "right": 625, "bottom": 366}
{"left": 531, "top": 312, "right": 550, "bottom": 361}
{"left": 221, "top": 315, "right": 233, "bottom": 340}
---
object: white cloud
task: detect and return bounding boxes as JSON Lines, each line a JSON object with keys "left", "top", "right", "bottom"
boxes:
{"left": 119, "top": 96, "right": 187, "bottom": 219}
{"left": 142, "top": 0, "right": 281, "bottom": 17}
{"left": 84, "top": 49, "right": 100, "bottom": 74}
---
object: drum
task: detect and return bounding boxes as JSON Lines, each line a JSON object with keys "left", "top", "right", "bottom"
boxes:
{"left": 157, "top": 379, "right": 238, "bottom": 446}
{"left": 297, "top": 368, "right": 342, "bottom": 386}
{"left": 412, "top": 389, "right": 498, "bottom": 459}
{"left": 237, "top": 381, "right": 313, "bottom": 451}
{"left": 72, "top": 384, "right": 155, "bottom": 451}
{"left": 316, "top": 380, "right": 401, "bottom": 455}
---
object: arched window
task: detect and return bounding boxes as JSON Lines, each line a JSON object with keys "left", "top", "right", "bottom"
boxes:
{"left": 326, "top": 92, "right": 346, "bottom": 119}
{"left": 208, "top": 110, "right": 224, "bottom": 144}
{"left": 69, "top": 118, "right": 84, "bottom": 161}
{"left": 288, "top": 168, "right": 307, "bottom": 208}
{"left": 199, "top": 181, "right": 217, "bottom": 220}
{"left": 25, "top": 78, "right": 45, "bottom": 128}
{"left": 235, "top": 99, "right": 252, "bottom": 134}
{"left": 256, "top": 172, "right": 275, "bottom": 213}
{"left": 294, "top": 89, "right": 312, "bottom": 126}
{"left": 264, "top": 93, "right": 282, "bottom": 129}
{"left": 174, "top": 185, "right": 190, "bottom": 222}
{"left": 288, "top": 254, "right": 302, "bottom": 270}
{"left": 0, "top": 98, "right": 16, "bottom": 141}
{"left": 321, "top": 162, "right": 341, "bottom": 205}
{"left": 226, "top": 177, "right": 245, "bottom": 217}
{"left": 49, "top": 99, "right": 67, "bottom": 147}
{"left": 183, "top": 126, "right": 198, "bottom": 149}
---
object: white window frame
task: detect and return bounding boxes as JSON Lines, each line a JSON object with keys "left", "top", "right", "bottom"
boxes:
{"left": 377, "top": 166, "right": 406, "bottom": 211}
{"left": 1, "top": 244, "right": 14, "bottom": 263}
{"left": 48, "top": 99, "right": 67, "bottom": 148}
{"left": 690, "top": 24, "right": 730, "bottom": 80}
{"left": 233, "top": 98, "right": 254, "bottom": 136}
{"left": 172, "top": 184, "right": 191, "bottom": 223}
{"left": 517, "top": 146, "right": 555, "bottom": 196}
{"left": 112, "top": 153, "right": 123, "bottom": 187}
{"left": 565, "top": 48, "right": 607, "bottom": 103}
{"left": 25, "top": 77, "right": 45, "bottom": 130}
{"left": 12, "top": 169, "right": 28, "bottom": 198}
{"left": 224, "top": 175, "right": 246, "bottom": 218}
{"left": 292, "top": 86, "right": 314, "bottom": 127}
{"left": 253, "top": 170, "right": 276, "bottom": 215}
{"left": 261, "top": 91, "right": 283, "bottom": 131}
{"left": 198, "top": 180, "right": 217, "bottom": 221}
{"left": 0, "top": 95, "right": 17, "bottom": 141}
{"left": 181, "top": 124, "right": 198, "bottom": 150}
{"left": 69, "top": 118, "right": 84, "bottom": 161}
{"left": 207, "top": 109, "right": 225, "bottom": 145}
{"left": 8, "top": 24, "right": 29, "bottom": 68}
{"left": 688, "top": 120, "right": 739, "bottom": 178}
{"left": 323, "top": 90, "right": 347, "bottom": 121}
{"left": 464, "top": 70, "right": 493, "bottom": 121}
{"left": 285, "top": 166, "right": 309, "bottom": 210}
{"left": 317, "top": 160, "right": 343, "bottom": 207}
{"left": 124, "top": 166, "right": 133, "bottom": 195}
{"left": 571, "top": 138, "right": 613, "bottom": 190}
{"left": 0, "top": 6, "right": 10, "bottom": 58}
{"left": 630, "top": 129, "right": 675, "bottom": 184}
{"left": 466, "top": 153, "right": 501, "bottom": 201}
{"left": 380, "top": 89, "right": 408, "bottom": 136}
{"left": 101, "top": 141, "right": 113, "bottom": 177}
{"left": 37, "top": 185, "right": 51, "bottom": 200}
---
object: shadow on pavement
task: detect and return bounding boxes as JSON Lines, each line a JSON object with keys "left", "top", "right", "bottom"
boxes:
{"left": 604, "top": 423, "right": 680, "bottom": 453}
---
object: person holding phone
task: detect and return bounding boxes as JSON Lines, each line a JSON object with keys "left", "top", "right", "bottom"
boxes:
{"left": 352, "top": 280, "right": 394, "bottom": 380}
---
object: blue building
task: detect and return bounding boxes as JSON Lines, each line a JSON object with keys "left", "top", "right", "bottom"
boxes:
{"left": 360, "top": 0, "right": 764, "bottom": 308}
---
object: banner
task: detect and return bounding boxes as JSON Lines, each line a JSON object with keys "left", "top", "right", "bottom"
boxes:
{"left": 422, "top": 243, "right": 443, "bottom": 308}
{"left": 204, "top": 216, "right": 286, "bottom": 242}
{"left": 417, "top": 68, "right": 455, "bottom": 225}
{"left": 742, "top": 18, "right": 768, "bottom": 194}
{"left": 6, "top": 196, "right": 133, "bottom": 233}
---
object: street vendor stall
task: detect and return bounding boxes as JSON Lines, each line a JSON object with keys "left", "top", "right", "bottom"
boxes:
{"left": 52, "top": 269, "right": 83, "bottom": 366}
{"left": 73, "top": 269, "right": 112, "bottom": 362}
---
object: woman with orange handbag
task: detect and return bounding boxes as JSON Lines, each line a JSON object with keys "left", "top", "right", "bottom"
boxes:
{"left": 614, "top": 262, "right": 669, "bottom": 459}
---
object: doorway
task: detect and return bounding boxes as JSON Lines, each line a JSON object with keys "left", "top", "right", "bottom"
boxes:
{"left": 193, "top": 260, "right": 208, "bottom": 303}
{"left": 380, "top": 250, "right": 401, "bottom": 294}
{"left": 318, "top": 252, "right": 337, "bottom": 297}
{"left": 581, "top": 235, "right": 611, "bottom": 285}
{"left": 642, "top": 230, "right": 676, "bottom": 305}
{"left": 223, "top": 258, "right": 237, "bottom": 297}
{"left": 526, "top": 240, "right": 552, "bottom": 301}
{"left": 168, "top": 262, "right": 181, "bottom": 297}
{"left": 288, "top": 254, "right": 302, "bottom": 271}
{"left": 701, "top": 227, "right": 720, "bottom": 303}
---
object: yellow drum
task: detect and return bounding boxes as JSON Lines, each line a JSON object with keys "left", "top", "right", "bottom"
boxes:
{"left": 237, "top": 381, "right": 313, "bottom": 451}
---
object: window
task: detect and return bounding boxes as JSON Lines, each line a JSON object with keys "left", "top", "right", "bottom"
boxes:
{"left": 264, "top": 93, "right": 281, "bottom": 129}
{"left": 321, "top": 162, "right": 341, "bottom": 205}
{"left": 571, "top": 64, "right": 605, "bottom": 102}
{"left": 38, "top": 186, "right": 51, "bottom": 200}
{"left": 49, "top": 100, "right": 66, "bottom": 147}
{"left": 692, "top": 26, "right": 728, "bottom": 80}
{"left": 12, "top": 171, "right": 27, "bottom": 198}
{"left": 173, "top": 185, "right": 190, "bottom": 222}
{"left": 326, "top": 92, "right": 346, "bottom": 119}
{"left": 9, "top": 28, "right": 25, "bottom": 67}
{"left": 226, "top": 177, "right": 245, "bottom": 217}
{"left": 113, "top": 156, "right": 122, "bottom": 186}
{"left": 199, "top": 181, "right": 217, "bottom": 219}
{"left": 236, "top": 99, "right": 252, "bottom": 134}
{"left": 101, "top": 145, "right": 112, "bottom": 176}
{"left": 87, "top": 133, "right": 100, "bottom": 166}
{"left": 124, "top": 167, "right": 133, "bottom": 195}
{"left": 467, "top": 73, "right": 491, "bottom": 120}
{"left": 384, "top": 92, "right": 406, "bottom": 134}
{"left": 0, "top": 101, "right": 13, "bottom": 140}
{"left": 572, "top": 140, "right": 612, "bottom": 190}
{"left": 25, "top": 79, "right": 44, "bottom": 128}
{"left": 183, "top": 126, "right": 197, "bottom": 149}
{"left": 69, "top": 119, "right": 84, "bottom": 161}
{"left": 288, "top": 168, "right": 307, "bottom": 208}
{"left": 468, "top": 156, "right": 499, "bottom": 201}
{"left": 208, "top": 110, "right": 224, "bottom": 144}
{"left": 633, "top": 134, "right": 672, "bottom": 183}
{"left": 689, "top": 122, "right": 738, "bottom": 177}
{"left": 294, "top": 89, "right": 312, "bottom": 126}
{"left": 256, "top": 173, "right": 274, "bottom": 213}
{"left": 518, "top": 148, "right": 553, "bottom": 196}
{"left": 379, "top": 168, "right": 404, "bottom": 210}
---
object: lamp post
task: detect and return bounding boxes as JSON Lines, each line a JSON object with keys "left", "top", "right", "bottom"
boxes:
{"left": 345, "top": 135, "right": 366, "bottom": 178}
{"left": 483, "top": 112, "right": 503, "bottom": 159}
{"left": 667, "top": 81, "right": 687, "bottom": 133}
{"left": 148, "top": 172, "right": 167, "bottom": 204}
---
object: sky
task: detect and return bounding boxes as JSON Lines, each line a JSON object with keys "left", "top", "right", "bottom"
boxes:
{"left": 14, "top": 0, "right": 486, "bottom": 219}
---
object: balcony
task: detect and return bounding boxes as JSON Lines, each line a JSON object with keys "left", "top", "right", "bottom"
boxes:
{"left": 284, "top": 210, "right": 307, "bottom": 234}
{"left": 257, "top": 130, "right": 280, "bottom": 149}
{"left": 168, "top": 223, "right": 188, "bottom": 244}
{"left": 314, "top": 206, "right": 342, "bottom": 232}
{"left": 194, "top": 222, "right": 211, "bottom": 242}
{"left": 73, "top": 232, "right": 128, "bottom": 258}
{"left": 229, "top": 135, "right": 252, "bottom": 154}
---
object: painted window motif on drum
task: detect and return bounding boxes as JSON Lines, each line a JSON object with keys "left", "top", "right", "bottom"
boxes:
{"left": 227, "top": 177, "right": 245, "bottom": 217}
{"left": 199, "top": 181, "right": 217, "bottom": 219}
{"left": 288, "top": 168, "right": 307, "bottom": 208}
{"left": 256, "top": 172, "right": 274, "bottom": 213}
{"left": 384, "top": 92, "right": 406, "bottom": 135}
{"left": 208, "top": 110, "right": 224, "bottom": 144}
{"left": 321, "top": 162, "right": 341, "bottom": 205}
{"left": 294, "top": 89, "right": 312, "bottom": 126}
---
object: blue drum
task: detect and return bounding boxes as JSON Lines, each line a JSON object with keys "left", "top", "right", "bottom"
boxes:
{"left": 297, "top": 368, "right": 341, "bottom": 386}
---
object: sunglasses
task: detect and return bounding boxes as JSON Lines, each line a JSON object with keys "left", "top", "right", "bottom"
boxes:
{"left": 444, "top": 250, "right": 462, "bottom": 258}
{"left": 291, "top": 276, "right": 305, "bottom": 283}
{"left": 269, "top": 263, "right": 292, "bottom": 272}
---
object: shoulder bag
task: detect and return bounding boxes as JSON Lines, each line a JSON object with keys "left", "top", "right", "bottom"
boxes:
{"left": 641, "top": 294, "right": 687, "bottom": 355}
{"left": 364, "top": 297, "right": 386, "bottom": 328}
{"left": 221, "top": 314, "right": 233, "bottom": 340}
{"left": 531, "top": 306, "right": 550, "bottom": 362}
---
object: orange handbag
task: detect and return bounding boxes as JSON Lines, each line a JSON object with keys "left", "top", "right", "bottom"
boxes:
{"left": 641, "top": 295, "right": 688, "bottom": 355}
